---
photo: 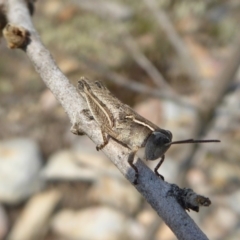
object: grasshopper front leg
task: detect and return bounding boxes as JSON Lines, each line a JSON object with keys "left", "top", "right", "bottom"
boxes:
{"left": 96, "top": 128, "right": 110, "bottom": 151}
{"left": 128, "top": 149, "right": 139, "bottom": 185}
{"left": 71, "top": 109, "right": 94, "bottom": 135}
{"left": 71, "top": 109, "right": 111, "bottom": 150}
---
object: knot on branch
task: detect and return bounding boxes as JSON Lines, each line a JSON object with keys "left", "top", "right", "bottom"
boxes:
{"left": 167, "top": 184, "right": 211, "bottom": 212}
{"left": 3, "top": 23, "right": 30, "bottom": 49}
{"left": 0, "top": 5, "right": 7, "bottom": 36}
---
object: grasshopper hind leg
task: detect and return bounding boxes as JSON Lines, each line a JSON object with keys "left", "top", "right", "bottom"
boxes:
{"left": 96, "top": 128, "right": 110, "bottom": 151}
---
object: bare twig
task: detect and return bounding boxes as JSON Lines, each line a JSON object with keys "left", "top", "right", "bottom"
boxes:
{"left": 143, "top": 0, "right": 202, "bottom": 83}
{"left": 3, "top": 0, "right": 210, "bottom": 239}
{"left": 198, "top": 34, "right": 240, "bottom": 120}
{"left": 80, "top": 54, "right": 194, "bottom": 109}
{"left": 0, "top": 0, "right": 7, "bottom": 36}
{"left": 180, "top": 33, "right": 240, "bottom": 173}
{"left": 72, "top": 0, "right": 132, "bottom": 21}
{"left": 122, "top": 32, "right": 170, "bottom": 90}
{"left": 72, "top": 0, "right": 172, "bottom": 94}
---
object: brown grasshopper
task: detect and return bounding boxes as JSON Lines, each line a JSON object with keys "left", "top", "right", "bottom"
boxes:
{"left": 73, "top": 77, "right": 220, "bottom": 184}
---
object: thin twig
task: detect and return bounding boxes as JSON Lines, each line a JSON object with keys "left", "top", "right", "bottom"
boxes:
{"left": 0, "top": 0, "right": 5, "bottom": 9}
{"left": 0, "top": 0, "right": 7, "bottom": 35}
{"left": 180, "top": 33, "right": 240, "bottom": 173}
{"left": 72, "top": 0, "right": 132, "bottom": 21}
{"left": 143, "top": 0, "right": 202, "bottom": 83}
{"left": 122, "top": 32, "right": 171, "bottom": 90}
{"left": 69, "top": 0, "right": 176, "bottom": 97}
{"left": 198, "top": 34, "right": 240, "bottom": 120}
{"left": 80, "top": 54, "right": 194, "bottom": 109}
{"left": 3, "top": 1, "right": 210, "bottom": 239}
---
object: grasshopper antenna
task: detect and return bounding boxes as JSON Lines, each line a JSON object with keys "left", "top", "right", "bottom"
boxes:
{"left": 165, "top": 139, "right": 220, "bottom": 147}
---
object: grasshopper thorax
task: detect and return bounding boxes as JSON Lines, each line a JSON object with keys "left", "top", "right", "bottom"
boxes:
{"left": 145, "top": 129, "right": 173, "bottom": 160}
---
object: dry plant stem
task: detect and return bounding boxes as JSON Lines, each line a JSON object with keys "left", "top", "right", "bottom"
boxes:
{"left": 5, "top": 1, "right": 209, "bottom": 239}
{"left": 180, "top": 34, "right": 240, "bottom": 174}
{"left": 198, "top": 34, "right": 240, "bottom": 120}
{"left": 81, "top": 54, "right": 194, "bottom": 109}
{"left": 0, "top": 0, "right": 5, "bottom": 9}
{"left": 0, "top": 0, "right": 7, "bottom": 34}
{"left": 122, "top": 33, "right": 170, "bottom": 90}
{"left": 143, "top": 0, "right": 202, "bottom": 83}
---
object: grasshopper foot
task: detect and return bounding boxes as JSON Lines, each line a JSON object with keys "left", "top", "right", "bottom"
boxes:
{"left": 128, "top": 150, "right": 139, "bottom": 185}
{"left": 96, "top": 143, "right": 106, "bottom": 151}
{"left": 133, "top": 174, "right": 139, "bottom": 185}
{"left": 154, "top": 155, "right": 165, "bottom": 181}
{"left": 155, "top": 172, "right": 165, "bottom": 181}
{"left": 96, "top": 130, "right": 110, "bottom": 151}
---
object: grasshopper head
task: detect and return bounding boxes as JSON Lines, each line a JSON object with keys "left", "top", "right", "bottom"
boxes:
{"left": 78, "top": 78, "right": 90, "bottom": 91}
{"left": 145, "top": 130, "right": 172, "bottom": 160}
{"left": 145, "top": 130, "right": 220, "bottom": 161}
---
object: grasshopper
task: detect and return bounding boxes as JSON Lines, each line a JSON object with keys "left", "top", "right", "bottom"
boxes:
{"left": 73, "top": 77, "right": 220, "bottom": 184}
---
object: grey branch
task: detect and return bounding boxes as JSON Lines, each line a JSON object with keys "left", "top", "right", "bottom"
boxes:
{"left": 3, "top": 0, "right": 209, "bottom": 239}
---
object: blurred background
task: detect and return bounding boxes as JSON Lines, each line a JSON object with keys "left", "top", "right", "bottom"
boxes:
{"left": 1, "top": 0, "right": 240, "bottom": 239}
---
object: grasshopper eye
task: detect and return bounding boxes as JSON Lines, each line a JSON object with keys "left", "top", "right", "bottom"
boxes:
{"left": 78, "top": 80, "right": 85, "bottom": 89}
{"left": 95, "top": 81, "right": 108, "bottom": 91}
{"left": 166, "top": 130, "right": 172, "bottom": 140}
{"left": 95, "top": 81, "right": 103, "bottom": 88}
{"left": 145, "top": 131, "right": 171, "bottom": 160}
{"left": 78, "top": 79, "right": 91, "bottom": 91}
